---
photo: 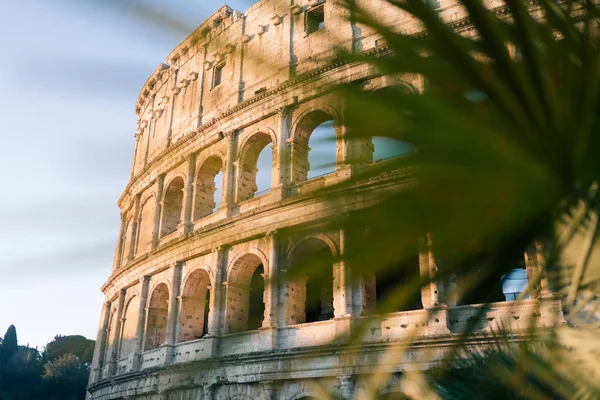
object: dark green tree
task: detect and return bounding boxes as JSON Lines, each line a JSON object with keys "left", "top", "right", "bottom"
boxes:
{"left": 42, "top": 354, "right": 89, "bottom": 400}
{"left": 0, "top": 325, "right": 18, "bottom": 362}
{"left": 43, "top": 335, "right": 95, "bottom": 365}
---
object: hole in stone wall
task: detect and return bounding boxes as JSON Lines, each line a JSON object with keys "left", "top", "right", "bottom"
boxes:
{"left": 145, "top": 283, "right": 169, "bottom": 351}
{"left": 375, "top": 250, "right": 423, "bottom": 312}
{"left": 179, "top": 269, "right": 211, "bottom": 343}
{"left": 193, "top": 156, "right": 223, "bottom": 220}
{"left": 306, "top": 3, "right": 325, "bottom": 34}
{"left": 372, "top": 136, "right": 415, "bottom": 162}
{"left": 307, "top": 120, "right": 336, "bottom": 179}
{"left": 160, "top": 177, "right": 185, "bottom": 237}
{"left": 247, "top": 265, "right": 265, "bottom": 330}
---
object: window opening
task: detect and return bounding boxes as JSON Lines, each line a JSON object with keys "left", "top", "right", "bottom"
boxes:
{"left": 306, "top": 3, "right": 325, "bottom": 34}
{"left": 213, "top": 63, "right": 224, "bottom": 88}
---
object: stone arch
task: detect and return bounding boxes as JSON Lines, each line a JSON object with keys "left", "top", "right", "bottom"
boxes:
{"left": 286, "top": 237, "right": 335, "bottom": 325}
{"left": 193, "top": 155, "right": 224, "bottom": 220}
{"left": 144, "top": 283, "right": 170, "bottom": 351}
{"left": 236, "top": 129, "right": 276, "bottom": 202}
{"left": 290, "top": 106, "right": 342, "bottom": 183}
{"left": 224, "top": 251, "right": 269, "bottom": 333}
{"left": 118, "top": 294, "right": 139, "bottom": 359}
{"left": 288, "top": 391, "right": 321, "bottom": 400}
{"left": 160, "top": 176, "right": 185, "bottom": 237}
{"left": 178, "top": 268, "right": 212, "bottom": 342}
{"left": 228, "top": 394, "right": 255, "bottom": 400}
{"left": 135, "top": 194, "right": 156, "bottom": 254}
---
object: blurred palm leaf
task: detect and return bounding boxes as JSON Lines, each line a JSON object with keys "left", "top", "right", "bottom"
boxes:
{"left": 319, "top": 0, "right": 600, "bottom": 397}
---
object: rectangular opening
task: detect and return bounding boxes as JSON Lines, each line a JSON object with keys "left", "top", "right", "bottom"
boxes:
{"left": 213, "top": 63, "right": 224, "bottom": 88}
{"left": 306, "top": 4, "right": 325, "bottom": 34}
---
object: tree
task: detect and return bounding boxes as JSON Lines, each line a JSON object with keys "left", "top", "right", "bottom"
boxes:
{"left": 0, "top": 325, "right": 42, "bottom": 400}
{"left": 42, "top": 354, "right": 89, "bottom": 400}
{"left": 0, "top": 325, "right": 18, "bottom": 362}
{"left": 43, "top": 335, "right": 95, "bottom": 365}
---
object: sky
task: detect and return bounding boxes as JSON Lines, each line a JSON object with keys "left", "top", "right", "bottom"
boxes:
{"left": 0, "top": 0, "right": 254, "bottom": 349}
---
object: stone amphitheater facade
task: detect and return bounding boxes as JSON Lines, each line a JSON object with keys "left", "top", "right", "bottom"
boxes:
{"left": 88, "top": 0, "right": 564, "bottom": 399}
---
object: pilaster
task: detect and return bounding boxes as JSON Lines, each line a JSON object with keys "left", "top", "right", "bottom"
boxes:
{"left": 181, "top": 154, "right": 198, "bottom": 234}
{"left": 264, "top": 230, "right": 280, "bottom": 328}
{"left": 132, "top": 276, "right": 150, "bottom": 371}
{"left": 90, "top": 301, "right": 111, "bottom": 383}
{"left": 106, "top": 289, "right": 126, "bottom": 377}
{"left": 126, "top": 195, "right": 142, "bottom": 263}
{"left": 163, "top": 262, "right": 183, "bottom": 364}
{"left": 112, "top": 214, "right": 127, "bottom": 271}
{"left": 338, "top": 375, "right": 355, "bottom": 400}
{"left": 151, "top": 174, "right": 166, "bottom": 250}
{"left": 221, "top": 132, "right": 237, "bottom": 217}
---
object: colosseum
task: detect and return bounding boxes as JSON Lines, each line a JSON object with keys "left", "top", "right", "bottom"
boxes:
{"left": 88, "top": 0, "right": 565, "bottom": 399}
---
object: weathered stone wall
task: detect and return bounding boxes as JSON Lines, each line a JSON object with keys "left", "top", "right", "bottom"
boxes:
{"left": 89, "top": 0, "right": 564, "bottom": 399}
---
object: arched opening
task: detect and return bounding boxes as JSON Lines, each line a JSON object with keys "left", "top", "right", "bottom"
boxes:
{"left": 368, "top": 85, "right": 417, "bottom": 162}
{"left": 178, "top": 269, "right": 211, "bottom": 343}
{"left": 144, "top": 283, "right": 169, "bottom": 351}
{"left": 135, "top": 197, "right": 155, "bottom": 254}
{"left": 459, "top": 246, "right": 528, "bottom": 305}
{"left": 237, "top": 132, "right": 273, "bottom": 201}
{"left": 118, "top": 296, "right": 139, "bottom": 359}
{"left": 374, "top": 249, "right": 423, "bottom": 312}
{"left": 160, "top": 177, "right": 185, "bottom": 237}
{"left": 292, "top": 110, "right": 337, "bottom": 183}
{"left": 225, "top": 254, "right": 265, "bottom": 333}
{"left": 287, "top": 238, "right": 335, "bottom": 324}
{"left": 193, "top": 156, "right": 224, "bottom": 220}
{"left": 372, "top": 136, "right": 415, "bottom": 161}
{"left": 307, "top": 120, "right": 337, "bottom": 179}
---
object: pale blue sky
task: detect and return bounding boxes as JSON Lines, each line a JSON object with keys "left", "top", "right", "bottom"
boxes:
{"left": 0, "top": 0, "right": 253, "bottom": 349}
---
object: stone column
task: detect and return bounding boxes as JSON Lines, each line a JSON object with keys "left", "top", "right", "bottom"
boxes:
{"left": 338, "top": 375, "right": 354, "bottom": 400}
{"left": 143, "top": 98, "right": 155, "bottom": 166}
{"left": 264, "top": 231, "right": 280, "bottom": 328}
{"left": 126, "top": 195, "right": 142, "bottom": 263}
{"left": 90, "top": 301, "right": 111, "bottom": 383}
{"left": 132, "top": 276, "right": 150, "bottom": 371}
{"left": 334, "top": 229, "right": 353, "bottom": 318}
{"left": 164, "top": 262, "right": 183, "bottom": 364}
{"left": 165, "top": 62, "right": 178, "bottom": 148}
{"left": 419, "top": 234, "right": 451, "bottom": 335}
{"left": 130, "top": 129, "right": 142, "bottom": 179}
{"left": 181, "top": 154, "right": 197, "bottom": 234}
{"left": 203, "top": 384, "right": 215, "bottom": 400}
{"left": 106, "top": 289, "right": 126, "bottom": 376}
{"left": 418, "top": 234, "right": 443, "bottom": 308}
{"left": 208, "top": 247, "right": 226, "bottom": 336}
{"left": 334, "top": 118, "right": 352, "bottom": 180}
{"left": 221, "top": 131, "right": 237, "bottom": 216}
{"left": 112, "top": 214, "right": 127, "bottom": 271}
{"left": 151, "top": 174, "right": 166, "bottom": 250}
{"left": 525, "top": 241, "right": 552, "bottom": 299}
{"left": 273, "top": 107, "right": 290, "bottom": 199}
